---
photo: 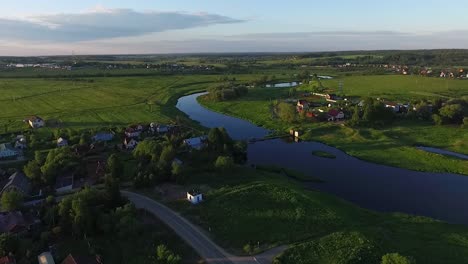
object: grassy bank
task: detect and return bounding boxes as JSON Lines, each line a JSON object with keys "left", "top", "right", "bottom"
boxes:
{"left": 198, "top": 76, "right": 468, "bottom": 175}
{"left": 162, "top": 167, "right": 468, "bottom": 263}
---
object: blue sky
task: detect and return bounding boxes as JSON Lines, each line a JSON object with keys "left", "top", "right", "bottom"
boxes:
{"left": 1, "top": 0, "right": 468, "bottom": 55}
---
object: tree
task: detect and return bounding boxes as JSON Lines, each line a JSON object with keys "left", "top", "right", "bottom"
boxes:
{"left": 160, "top": 145, "right": 176, "bottom": 164}
{"left": 277, "top": 102, "right": 296, "bottom": 123}
{"left": 1, "top": 191, "right": 23, "bottom": 211}
{"left": 214, "top": 156, "right": 235, "bottom": 171}
{"left": 104, "top": 173, "right": 121, "bottom": 205}
{"left": 439, "top": 104, "right": 464, "bottom": 124}
{"left": 133, "top": 140, "right": 163, "bottom": 162}
{"left": 154, "top": 244, "right": 181, "bottom": 264}
{"left": 381, "top": 253, "right": 414, "bottom": 264}
{"left": 463, "top": 117, "right": 468, "bottom": 128}
{"left": 0, "top": 234, "right": 17, "bottom": 257}
{"left": 432, "top": 114, "right": 443, "bottom": 125}
{"left": 107, "top": 153, "right": 123, "bottom": 179}
{"left": 349, "top": 105, "right": 361, "bottom": 126}
{"left": 23, "top": 160, "right": 42, "bottom": 184}
{"left": 40, "top": 147, "right": 77, "bottom": 184}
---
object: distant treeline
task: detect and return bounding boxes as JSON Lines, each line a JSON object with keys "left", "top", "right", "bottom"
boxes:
{"left": 296, "top": 50, "right": 468, "bottom": 67}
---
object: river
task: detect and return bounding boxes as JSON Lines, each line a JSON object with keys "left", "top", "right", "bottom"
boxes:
{"left": 176, "top": 92, "right": 468, "bottom": 225}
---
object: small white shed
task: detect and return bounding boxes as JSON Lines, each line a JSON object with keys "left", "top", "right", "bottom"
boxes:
{"left": 187, "top": 191, "right": 203, "bottom": 204}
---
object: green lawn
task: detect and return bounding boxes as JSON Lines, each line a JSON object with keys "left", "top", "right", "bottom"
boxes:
{"left": 165, "top": 167, "right": 468, "bottom": 263}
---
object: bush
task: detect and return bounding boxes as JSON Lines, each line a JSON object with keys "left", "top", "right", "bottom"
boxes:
{"left": 381, "top": 253, "right": 414, "bottom": 264}
{"left": 1, "top": 191, "right": 23, "bottom": 211}
{"left": 432, "top": 114, "right": 443, "bottom": 126}
{"left": 214, "top": 156, "right": 235, "bottom": 171}
{"left": 277, "top": 102, "right": 297, "bottom": 123}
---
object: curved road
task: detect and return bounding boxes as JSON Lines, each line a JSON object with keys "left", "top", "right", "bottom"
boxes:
{"left": 122, "top": 191, "right": 286, "bottom": 264}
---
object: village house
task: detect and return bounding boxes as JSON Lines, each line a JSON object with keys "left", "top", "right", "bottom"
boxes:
{"left": 0, "top": 143, "right": 18, "bottom": 159}
{"left": 92, "top": 132, "right": 114, "bottom": 142}
{"left": 183, "top": 136, "right": 207, "bottom": 150}
{"left": 38, "top": 252, "right": 55, "bottom": 264}
{"left": 384, "top": 102, "right": 402, "bottom": 112}
{"left": 296, "top": 100, "right": 309, "bottom": 111}
{"left": 125, "top": 125, "right": 144, "bottom": 138}
{"left": 0, "top": 256, "right": 16, "bottom": 264}
{"left": 1, "top": 171, "right": 31, "bottom": 196}
{"left": 60, "top": 254, "right": 102, "bottom": 264}
{"left": 327, "top": 109, "right": 345, "bottom": 121}
{"left": 124, "top": 138, "right": 138, "bottom": 150}
{"left": 187, "top": 191, "right": 203, "bottom": 204}
{"left": 0, "top": 211, "right": 39, "bottom": 235}
{"left": 57, "top": 137, "right": 68, "bottom": 147}
{"left": 325, "top": 94, "right": 337, "bottom": 100}
{"left": 55, "top": 173, "right": 75, "bottom": 194}
{"left": 150, "top": 123, "right": 170, "bottom": 134}
{"left": 27, "top": 116, "right": 45, "bottom": 128}
{"left": 14, "top": 135, "right": 27, "bottom": 149}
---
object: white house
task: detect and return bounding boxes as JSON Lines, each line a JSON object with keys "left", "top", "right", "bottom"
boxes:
{"left": 57, "top": 137, "right": 68, "bottom": 147}
{"left": 38, "top": 252, "right": 55, "bottom": 264}
{"left": 27, "top": 116, "right": 45, "bottom": 128}
{"left": 150, "top": 123, "right": 170, "bottom": 134}
{"left": 387, "top": 103, "right": 403, "bottom": 113}
{"left": 187, "top": 191, "right": 203, "bottom": 204}
{"left": 15, "top": 135, "right": 27, "bottom": 149}
{"left": 0, "top": 143, "right": 18, "bottom": 159}
{"left": 327, "top": 109, "right": 345, "bottom": 121}
{"left": 125, "top": 125, "right": 144, "bottom": 138}
{"left": 183, "top": 136, "right": 207, "bottom": 150}
{"left": 124, "top": 138, "right": 138, "bottom": 150}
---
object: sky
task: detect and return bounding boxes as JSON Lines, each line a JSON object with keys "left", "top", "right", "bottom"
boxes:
{"left": 1, "top": 0, "right": 468, "bottom": 55}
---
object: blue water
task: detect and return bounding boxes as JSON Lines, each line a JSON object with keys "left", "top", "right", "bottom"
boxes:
{"left": 177, "top": 93, "right": 468, "bottom": 224}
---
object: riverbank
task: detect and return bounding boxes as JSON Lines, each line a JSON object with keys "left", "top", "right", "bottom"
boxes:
{"left": 156, "top": 166, "right": 468, "bottom": 263}
{"left": 198, "top": 91, "right": 468, "bottom": 175}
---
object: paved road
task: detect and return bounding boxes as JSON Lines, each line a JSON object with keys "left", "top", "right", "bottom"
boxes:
{"left": 122, "top": 191, "right": 286, "bottom": 264}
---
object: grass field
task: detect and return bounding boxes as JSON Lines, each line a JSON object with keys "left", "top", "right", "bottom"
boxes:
{"left": 0, "top": 75, "right": 219, "bottom": 132}
{"left": 199, "top": 75, "right": 468, "bottom": 175}
{"left": 322, "top": 75, "right": 468, "bottom": 100}
{"left": 165, "top": 167, "right": 468, "bottom": 263}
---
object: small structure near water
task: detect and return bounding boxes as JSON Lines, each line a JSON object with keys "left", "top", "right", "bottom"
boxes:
{"left": 187, "top": 191, "right": 203, "bottom": 204}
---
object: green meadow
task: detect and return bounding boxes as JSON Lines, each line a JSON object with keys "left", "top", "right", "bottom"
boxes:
{"left": 0, "top": 75, "right": 216, "bottom": 132}
{"left": 167, "top": 167, "right": 468, "bottom": 263}
{"left": 322, "top": 75, "right": 468, "bottom": 100}
{"left": 199, "top": 75, "right": 468, "bottom": 175}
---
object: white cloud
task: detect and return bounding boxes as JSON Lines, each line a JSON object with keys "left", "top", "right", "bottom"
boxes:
{"left": 0, "top": 8, "right": 244, "bottom": 42}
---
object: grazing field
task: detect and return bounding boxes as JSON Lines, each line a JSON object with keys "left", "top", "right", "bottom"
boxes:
{"left": 0, "top": 75, "right": 220, "bottom": 132}
{"left": 167, "top": 167, "right": 468, "bottom": 263}
{"left": 321, "top": 75, "right": 468, "bottom": 100}
{"left": 199, "top": 75, "right": 468, "bottom": 175}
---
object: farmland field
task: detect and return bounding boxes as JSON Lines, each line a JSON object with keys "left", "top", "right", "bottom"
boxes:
{"left": 0, "top": 75, "right": 218, "bottom": 132}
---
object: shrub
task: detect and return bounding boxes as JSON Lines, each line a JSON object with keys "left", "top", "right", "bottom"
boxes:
{"left": 214, "top": 156, "right": 235, "bottom": 171}
{"left": 381, "top": 253, "right": 414, "bottom": 264}
{"left": 432, "top": 114, "right": 443, "bottom": 125}
{"left": 1, "top": 191, "right": 23, "bottom": 211}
